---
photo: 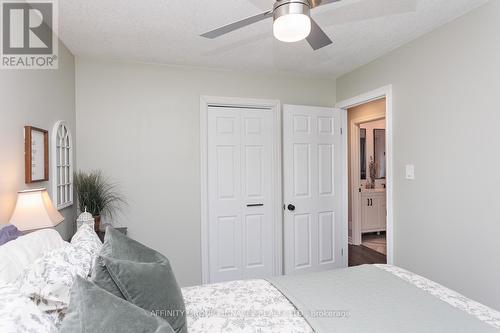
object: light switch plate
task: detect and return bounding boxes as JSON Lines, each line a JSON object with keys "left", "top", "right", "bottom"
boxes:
{"left": 405, "top": 165, "right": 415, "bottom": 180}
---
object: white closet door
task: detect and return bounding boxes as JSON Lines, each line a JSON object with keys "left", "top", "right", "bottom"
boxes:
{"left": 207, "top": 107, "right": 275, "bottom": 282}
{"left": 283, "top": 104, "right": 345, "bottom": 275}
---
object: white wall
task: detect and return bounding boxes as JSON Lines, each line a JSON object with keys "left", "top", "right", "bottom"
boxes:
{"left": 0, "top": 42, "right": 76, "bottom": 240}
{"left": 75, "top": 59, "right": 336, "bottom": 286}
{"left": 337, "top": 0, "right": 500, "bottom": 310}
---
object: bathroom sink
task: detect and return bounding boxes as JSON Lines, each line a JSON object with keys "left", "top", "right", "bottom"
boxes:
{"left": 361, "top": 188, "right": 386, "bottom": 193}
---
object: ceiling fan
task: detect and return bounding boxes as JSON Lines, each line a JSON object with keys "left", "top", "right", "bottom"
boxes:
{"left": 200, "top": 0, "right": 342, "bottom": 51}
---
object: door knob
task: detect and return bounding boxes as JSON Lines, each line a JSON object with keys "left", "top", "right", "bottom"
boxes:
{"left": 287, "top": 204, "right": 296, "bottom": 211}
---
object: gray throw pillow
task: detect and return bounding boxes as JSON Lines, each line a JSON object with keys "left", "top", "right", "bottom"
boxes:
{"left": 60, "top": 276, "right": 174, "bottom": 333}
{"left": 91, "top": 227, "right": 187, "bottom": 333}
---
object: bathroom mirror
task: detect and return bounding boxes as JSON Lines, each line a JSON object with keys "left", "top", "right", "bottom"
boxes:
{"left": 373, "top": 129, "right": 386, "bottom": 179}
{"left": 360, "top": 128, "right": 366, "bottom": 180}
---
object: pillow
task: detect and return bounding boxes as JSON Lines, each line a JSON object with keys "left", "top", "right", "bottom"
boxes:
{"left": 0, "top": 228, "right": 66, "bottom": 283}
{"left": 91, "top": 226, "right": 168, "bottom": 298}
{"left": 103, "top": 257, "right": 188, "bottom": 332}
{"left": 16, "top": 243, "right": 92, "bottom": 312}
{"left": 60, "top": 276, "right": 174, "bottom": 333}
{"left": 92, "top": 227, "right": 187, "bottom": 333}
{"left": 70, "top": 224, "right": 102, "bottom": 275}
{"left": 0, "top": 282, "right": 57, "bottom": 333}
{"left": 0, "top": 224, "right": 22, "bottom": 246}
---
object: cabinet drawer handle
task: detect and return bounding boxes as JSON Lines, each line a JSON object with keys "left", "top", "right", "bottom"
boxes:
{"left": 247, "top": 203, "right": 264, "bottom": 207}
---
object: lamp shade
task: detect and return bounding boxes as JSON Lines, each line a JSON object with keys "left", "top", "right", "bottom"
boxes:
{"left": 9, "top": 189, "right": 64, "bottom": 231}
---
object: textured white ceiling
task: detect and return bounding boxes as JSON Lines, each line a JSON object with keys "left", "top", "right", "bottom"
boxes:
{"left": 59, "top": 0, "right": 489, "bottom": 78}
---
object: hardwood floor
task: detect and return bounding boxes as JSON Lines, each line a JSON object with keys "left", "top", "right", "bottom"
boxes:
{"left": 362, "top": 232, "right": 386, "bottom": 255}
{"left": 348, "top": 244, "right": 386, "bottom": 267}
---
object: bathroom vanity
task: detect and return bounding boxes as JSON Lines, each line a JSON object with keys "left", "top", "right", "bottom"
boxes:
{"left": 361, "top": 189, "right": 386, "bottom": 233}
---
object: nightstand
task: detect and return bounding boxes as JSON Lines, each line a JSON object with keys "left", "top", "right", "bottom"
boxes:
{"left": 97, "top": 226, "right": 128, "bottom": 242}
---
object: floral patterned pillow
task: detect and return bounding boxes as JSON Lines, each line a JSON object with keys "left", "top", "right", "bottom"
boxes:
{"left": 71, "top": 224, "right": 102, "bottom": 275}
{"left": 15, "top": 225, "right": 103, "bottom": 325}
{"left": 0, "top": 282, "right": 57, "bottom": 333}
{"left": 16, "top": 244, "right": 92, "bottom": 313}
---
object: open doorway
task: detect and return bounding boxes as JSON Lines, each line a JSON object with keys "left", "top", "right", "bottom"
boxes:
{"left": 337, "top": 86, "right": 393, "bottom": 267}
{"left": 347, "top": 99, "right": 386, "bottom": 266}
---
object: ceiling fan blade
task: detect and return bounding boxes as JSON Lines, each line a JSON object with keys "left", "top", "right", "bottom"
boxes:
{"left": 310, "top": 0, "right": 342, "bottom": 9}
{"left": 306, "top": 18, "right": 333, "bottom": 50}
{"left": 201, "top": 11, "right": 273, "bottom": 39}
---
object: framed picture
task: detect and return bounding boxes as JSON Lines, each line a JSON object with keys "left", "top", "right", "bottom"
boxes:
{"left": 24, "top": 126, "right": 49, "bottom": 183}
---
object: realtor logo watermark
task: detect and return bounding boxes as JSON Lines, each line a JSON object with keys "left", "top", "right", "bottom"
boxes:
{"left": 1, "top": 0, "right": 58, "bottom": 69}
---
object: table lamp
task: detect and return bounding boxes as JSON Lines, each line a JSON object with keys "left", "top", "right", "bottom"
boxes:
{"left": 9, "top": 188, "right": 64, "bottom": 231}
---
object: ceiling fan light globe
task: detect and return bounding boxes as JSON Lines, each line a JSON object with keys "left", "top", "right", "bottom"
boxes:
{"left": 273, "top": 14, "right": 311, "bottom": 43}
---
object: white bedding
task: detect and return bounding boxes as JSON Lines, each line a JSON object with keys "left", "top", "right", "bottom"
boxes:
{"left": 182, "top": 265, "right": 500, "bottom": 332}
{"left": 182, "top": 279, "right": 313, "bottom": 333}
{"left": 15, "top": 225, "right": 102, "bottom": 311}
{"left": 0, "top": 229, "right": 66, "bottom": 284}
{"left": 0, "top": 282, "right": 57, "bottom": 333}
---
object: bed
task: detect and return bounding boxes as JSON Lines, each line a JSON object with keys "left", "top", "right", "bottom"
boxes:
{"left": 183, "top": 264, "right": 500, "bottom": 332}
{"left": 2, "top": 227, "right": 499, "bottom": 332}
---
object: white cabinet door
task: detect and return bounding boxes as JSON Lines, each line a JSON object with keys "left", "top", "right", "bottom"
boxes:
{"left": 361, "top": 193, "right": 386, "bottom": 233}
{"left": 283, "top": 105, "right": 345, "bottom": 275}
{"left": 207, "top": 107, "right": 276, "bottom": 282}
{"left": 362, "top": 195, "right": 379, "bottom": 232}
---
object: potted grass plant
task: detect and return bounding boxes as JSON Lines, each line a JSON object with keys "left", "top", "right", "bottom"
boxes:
{"left": 74, "top": 170, "right": 126, "bottom": 232}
